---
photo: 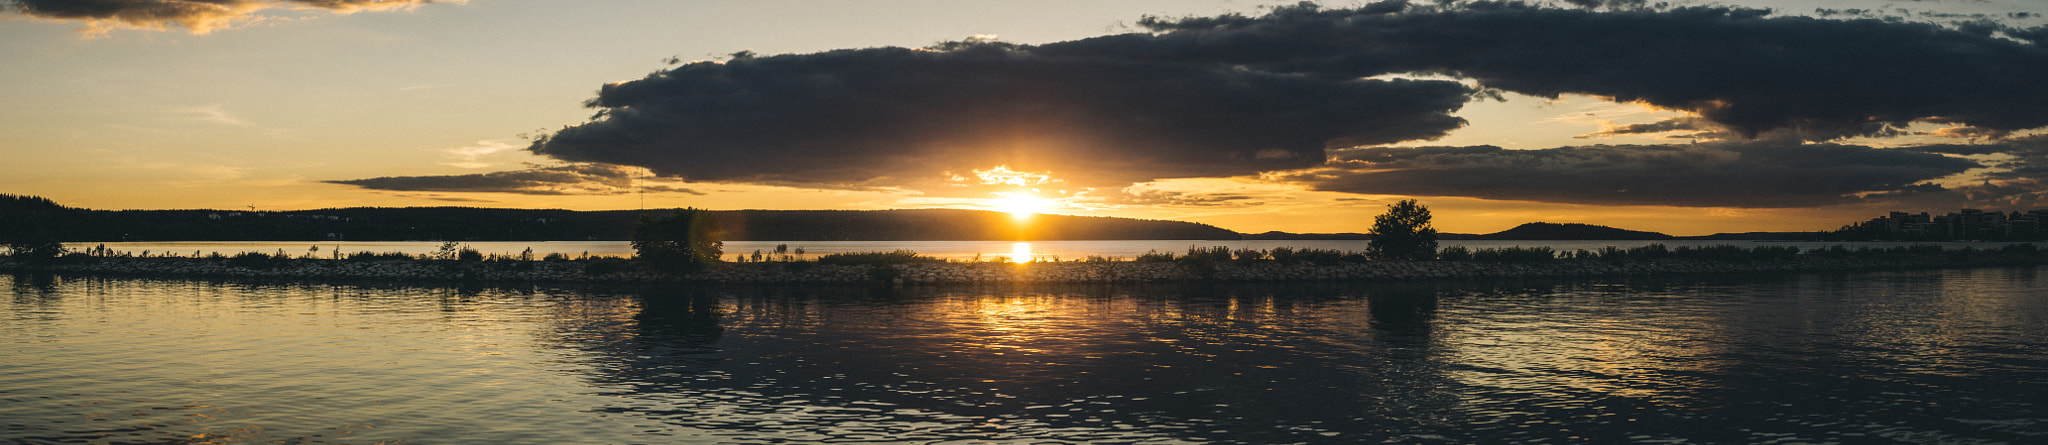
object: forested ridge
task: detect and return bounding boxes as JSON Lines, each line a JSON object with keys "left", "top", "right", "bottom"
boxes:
{"left": 0, "top": 195, "right": 1239, "bottom": 241}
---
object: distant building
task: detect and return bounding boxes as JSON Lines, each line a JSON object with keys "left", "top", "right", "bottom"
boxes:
{"left": 1840, "top": 208, "right": 2046, "bottom": 241}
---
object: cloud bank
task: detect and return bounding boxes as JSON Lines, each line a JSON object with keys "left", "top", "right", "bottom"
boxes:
{"left": 1085, "top": 2, "right": 2048, "bottom": 140}
{"left": 517, "top": 2, "right": 2046, "bottom": 198}
{"left": 307, "top": 1, "right": 2048, "bottom": 211}
{"left": 1285, "top": 142, "right": 1979, "bottom": 208}
{"left": 1909, "top": 134, "right": 2048, "bottom": 207}
{"left": 529, "top": 43, "right": 1475, "bottom": 189}
{"left": 2, "top": 0, "right": 458, "bottom": 34}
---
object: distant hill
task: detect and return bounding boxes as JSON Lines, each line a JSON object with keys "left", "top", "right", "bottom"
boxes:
{"left": 2, "top": 194, "right": 69, "bottom": 213}
{"left": 1467, "top": 222, "right": 1674, "bottom": 240}
{"left": 1, "top": 194, "right": 79, "bottom": 242}
{"left": 711, "top": 209, "right": 1238, "bottom": 241}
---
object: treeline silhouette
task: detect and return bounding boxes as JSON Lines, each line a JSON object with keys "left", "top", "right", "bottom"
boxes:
{"left": 0, "top": 195, "right": 1239, "bottom": 242}
{"left": 716, "top": 209, "right": 1236, "bottom": 241}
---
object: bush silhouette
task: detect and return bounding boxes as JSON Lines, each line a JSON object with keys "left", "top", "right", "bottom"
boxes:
{"left": 4, "top": 235, "right": 66, "bottom": 266}
{"left": 1367, "top": 200, "right": 1438, "bottom": 260}
{"left": 632, "top": 208, "right": 724, "bottom": 273}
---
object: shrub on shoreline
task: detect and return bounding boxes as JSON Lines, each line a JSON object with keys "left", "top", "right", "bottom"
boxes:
{"left": 1471, "top": 246, "right": 1556, "bottom": 262}
{"left": 1134, "top": 250, "right": 1178, "bottom": 263}
{"left": 633, "top": 208, "right": 723, "bottom": 273}
{"left": 816, "top": 250, "right": 946, "bottom": 266}
{"left": 344, "top": 251, "right": 415, "bottom": 262}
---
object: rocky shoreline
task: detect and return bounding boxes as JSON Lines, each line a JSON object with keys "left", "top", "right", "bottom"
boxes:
{"left": 5, "top": 253, "right": 2046, "bottom": 285}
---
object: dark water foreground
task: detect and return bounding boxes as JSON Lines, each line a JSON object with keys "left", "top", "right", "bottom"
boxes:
{"left": 4, "top": 267, "right": 2046, "bottom": 444}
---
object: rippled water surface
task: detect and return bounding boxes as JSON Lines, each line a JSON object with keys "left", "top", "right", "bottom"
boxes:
{"left": 5, "top": 267, "right": 2047, "bottom": 443}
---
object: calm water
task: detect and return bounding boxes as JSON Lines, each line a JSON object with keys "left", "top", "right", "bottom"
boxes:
{"left": 4, "top": 268, "right": 2047, "bottom": 443}
{"left": 66, "top": 240, "right": 2043, "bottom": 262}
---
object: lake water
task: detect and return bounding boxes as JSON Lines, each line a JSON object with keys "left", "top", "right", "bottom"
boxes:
{"left": 5, "top": 268, "right": 2046, "bottom": 443}
{"left": 64, "top": 239, "right": 2043, "bottom": 262}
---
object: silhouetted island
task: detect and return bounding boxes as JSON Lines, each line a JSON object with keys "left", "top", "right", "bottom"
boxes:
{"left": 1462, "top": 222, "right": 1674, "bottom": 240}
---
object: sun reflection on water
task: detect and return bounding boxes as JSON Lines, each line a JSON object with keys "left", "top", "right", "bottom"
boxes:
{"left": 1008, "top": 242, "right": 1034, "bottom": 263}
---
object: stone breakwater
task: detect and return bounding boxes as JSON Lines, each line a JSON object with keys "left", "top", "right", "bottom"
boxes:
{"left": 4, "top": 254, "right": 2046, "bottom": 284}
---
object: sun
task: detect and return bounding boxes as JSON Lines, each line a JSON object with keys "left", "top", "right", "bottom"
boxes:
{"left": 989, "top": 192, "right": 1053, "bottom": 218}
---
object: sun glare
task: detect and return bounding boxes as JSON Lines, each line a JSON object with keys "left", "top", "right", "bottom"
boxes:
{"left": 990, "top": 192, "right": 1053, "bottom": 218}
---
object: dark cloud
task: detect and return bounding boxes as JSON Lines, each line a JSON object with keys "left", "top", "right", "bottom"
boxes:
{"left": 1855, "top": 135, "right": 2048, "bottom": 209}
{"left": 327, "top": 164, "right": 703, "bottom": 196}
{"left": 637, "top": 185, "right": 708, "bottom": 195}
{"left": 410, "top": 195, "right": 497, "bottom": 203}
{"left": 1107, "top": 190, "right": 1263, "bottom": 207}
{"left": 1929, "top": 125, "right": 2012, "bottom": 140}
{"left": 2011, "top": 25, "right": 2048, "bottom": 46}
{"left": 520, "top": 1, "right": 2048, "bottom": 200}
{"left": 530, "top": 43, "right": 1474, "bottom": 189}
{"left": 1559, "top": 0, "right": 1650, "bottom": 10}
{"left": 1912, "top": 134, "right": 2048, "bottom": 179}
{"left": 1074, "top": 2, "right": 2048, "bottom": 140}
{"left": 1813, "top": 8, "right": 1871, "bottom": 18}
{"left": 1911, "top": 135, "right": 2048, "bottom": 156}
{"left": 1282, "top": 142, "right": 1981, "bottom": 208}
{"left": 3, "top": 0, "right": 452, "bottom": 34}
{"left": 452, "top": 0, "right": 2048, "bottom": 215}
{"left": 288, "top": 0, "right": 443, "bottom": 11}
{"left": 1576, "top": 117, "right": 1717, "bottom": 139}
{"left": 1949, "top": 179, "right": 2048, "bottom": 208}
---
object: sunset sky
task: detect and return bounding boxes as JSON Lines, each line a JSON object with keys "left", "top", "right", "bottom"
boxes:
{"left": 4, "top": 0, "right": 2047, "bottom": 236}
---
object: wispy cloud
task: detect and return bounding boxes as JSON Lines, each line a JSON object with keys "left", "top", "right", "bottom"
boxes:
{"left": 1281, "top": 142, "right": 1981, "bottom": 208}
{"left": 441, "top": 139, "right": 519, "bottom": 169}
{"left": 328, "top": 163, "right": 707, "bottom": 196}
{"left": 1576, "top": 117, "right": 1725, "bottom": 140}
{"left": 173, "top": 104, "right": 253, "bottom": 127}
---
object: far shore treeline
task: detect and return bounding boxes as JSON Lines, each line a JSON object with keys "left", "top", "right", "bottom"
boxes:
{"left": 11, "top": 193, "right": 2045, "bottom": 243}
{"left": 1, "top": 194, "right": 1241, "bottom": 242}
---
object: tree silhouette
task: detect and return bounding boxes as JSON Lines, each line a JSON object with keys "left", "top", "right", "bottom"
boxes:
{"left": 632, "top": 208, "right": 724, "bottom": 273}
{"left": 1367, "top": 199, "right": 1438, "bottom": 260}
{"left": 5, "top": 233, "right": 67, "bottom": 266}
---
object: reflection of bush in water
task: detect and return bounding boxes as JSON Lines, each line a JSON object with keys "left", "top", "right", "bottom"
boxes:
{"left": 6, "top": 272, "right": 60, "bottom": 295}
{"left": 583, "top": 257, "right": 632, "bottom": 275}
{"left": 634, "top": 292, "right": 725, "bottom": 352}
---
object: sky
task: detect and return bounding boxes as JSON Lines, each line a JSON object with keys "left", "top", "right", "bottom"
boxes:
{"left": 3, "top": 0, "right": 2047, "bottom": 236}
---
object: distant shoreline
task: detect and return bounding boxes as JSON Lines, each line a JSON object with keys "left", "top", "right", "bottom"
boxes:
{"left": 8, "top": 249, "right": 2046, "bottom": 285}
{"left": 50, "top": 239, "right": 2045, "bottom": 264}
